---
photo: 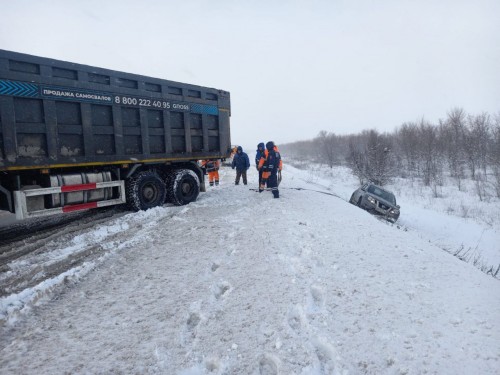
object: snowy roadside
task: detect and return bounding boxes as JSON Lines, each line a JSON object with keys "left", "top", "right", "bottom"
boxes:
{"left": 286, "top": 162, "right": 500, "bottom": 276}
{"left": 0, "top": 165, "right": 499, "bottom": 374}
{"left": 0, "top": 205, "right": 188, "bottom": 324}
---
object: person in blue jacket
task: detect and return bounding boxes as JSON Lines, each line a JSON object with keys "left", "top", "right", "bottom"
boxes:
{"left": 232, "top": 146, "right": 250, "bottom": 185}
{"left": 255, "top": 142, "right": 265, "bottom": 187}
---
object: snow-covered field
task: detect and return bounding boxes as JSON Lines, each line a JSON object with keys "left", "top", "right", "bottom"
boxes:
{"left": 0, "top": 165, "right": 499, "bottom": 374}
{"left": 289, "top": 162, "right": 500, "bottom": 275}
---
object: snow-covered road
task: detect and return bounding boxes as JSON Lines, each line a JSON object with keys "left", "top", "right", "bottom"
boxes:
{"left": 1, "top": 166, "right": 499, "bottom": 374}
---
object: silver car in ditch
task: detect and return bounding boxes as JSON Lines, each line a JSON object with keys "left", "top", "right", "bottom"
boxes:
{"left": 349, "top": 183, "right": 400, "bottom": 222}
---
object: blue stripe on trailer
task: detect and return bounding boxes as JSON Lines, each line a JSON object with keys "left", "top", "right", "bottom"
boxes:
{"left": 0, "top": 80, "right": 38, "bottom": 97}
{"left": 190, "top": 103, "right": 219, "bottom": 115}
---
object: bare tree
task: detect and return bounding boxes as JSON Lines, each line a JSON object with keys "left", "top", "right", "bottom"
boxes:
{"left": 417, "top": 120, "right": 442, "bottom": 187}
{"left": 462, "top": 119, "right": 478, "bottom": 180}
{"left": 466, "top": 113, "right": 491, "bottom": 178}
{"left": 346, "top": 138, "right": 367, "bottom": 184}
{"left": 441, "top": 108, "right": 467, "bottom": 190}
{"left": 396, "top": 122, "right": 420, "bottom": 178}
{"left": 491, "top": 114, "right": 500, "bottom": 197}
{"left": 345, "top": 130, "right": 394, "bottom": 185}
{"left": 316, "top": 131, "right": 340, "bottom": 168}
{"left": 347, "top": 136, "right": 367, "bottom": 184}
{"left": 280, "top": 108, "right": 498, "bottom": 201}
{"left": 365, "top": 130, "right": 394, "bottom": 185}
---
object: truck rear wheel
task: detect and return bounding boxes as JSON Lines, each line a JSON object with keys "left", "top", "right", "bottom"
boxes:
{"left": 167, "top": 169, "right": 200, "bottom": 206}
{"left": 126, "top": 170, "right": 166, "bottom": 211}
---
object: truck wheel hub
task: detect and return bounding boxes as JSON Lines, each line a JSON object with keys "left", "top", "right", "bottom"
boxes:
{"left": 143, "top": 184, "right": 158, "bottom": 201}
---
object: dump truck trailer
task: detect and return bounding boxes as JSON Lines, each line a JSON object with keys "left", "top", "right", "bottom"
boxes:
{"left": 0, "top": 50, "right": 231, "bottom": 219}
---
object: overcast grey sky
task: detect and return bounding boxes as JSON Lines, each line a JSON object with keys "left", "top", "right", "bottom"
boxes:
{"left": 1, "top": 0, "right": 499, "bottom": 150}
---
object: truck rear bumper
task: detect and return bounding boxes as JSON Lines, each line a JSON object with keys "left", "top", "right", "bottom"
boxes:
{"left": 14, "top": 181, "right": 126, "bottom": 220}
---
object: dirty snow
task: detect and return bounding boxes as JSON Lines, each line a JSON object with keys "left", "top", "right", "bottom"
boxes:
{"left": 0, "top": 165, "right": 499, "bottom": 374}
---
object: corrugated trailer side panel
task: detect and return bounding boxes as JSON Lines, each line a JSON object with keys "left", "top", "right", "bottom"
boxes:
{"left": 0, "top": 101, "right": 3, "bottom": 159}
{"left": 0, "top": 50, "right": 231, "bottom": 171}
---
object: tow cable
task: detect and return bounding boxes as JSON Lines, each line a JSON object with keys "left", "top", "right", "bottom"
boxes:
{"left": 249, "top": 187, "right": 347, "bottom": 201}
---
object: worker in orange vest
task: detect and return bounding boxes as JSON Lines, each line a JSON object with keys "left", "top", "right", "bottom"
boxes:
{"left": 201, "top": 159, "right": 220, "bottom": 187}
{"left": 258, "top": 143, "right": 283, "bottom": 184}
{"left": 257, "top": 141, "right": 282, "bottom": 198}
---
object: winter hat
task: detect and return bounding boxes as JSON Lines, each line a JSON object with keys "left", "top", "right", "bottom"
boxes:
{"left": 237, "top": 146, "right": 243, "bottom": 152}
{"left": 265, "top": 141, "right": 274, "bottom": 151}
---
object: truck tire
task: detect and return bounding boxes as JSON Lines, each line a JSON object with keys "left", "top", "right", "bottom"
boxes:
{"left": 167, "top": 169, "right": 200, "bottom": 206}
{"left": 126, "top": 170, "right": 166, "bottom": 211}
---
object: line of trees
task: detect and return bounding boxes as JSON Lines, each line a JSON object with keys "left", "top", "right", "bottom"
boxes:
{"left": 279, "top": 108, "right": 500, "bottom": 198}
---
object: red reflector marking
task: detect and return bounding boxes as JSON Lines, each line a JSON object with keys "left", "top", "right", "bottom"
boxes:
{"left": 61, "top": 183, "right": 97, "bottom": 193}
{"left": 62, "top": 202, "right": 98, "bottom": 213}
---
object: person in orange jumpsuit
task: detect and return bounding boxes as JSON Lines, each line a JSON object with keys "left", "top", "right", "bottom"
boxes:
{"left": 201, "top": 159, "right": 220, "bottom": 187}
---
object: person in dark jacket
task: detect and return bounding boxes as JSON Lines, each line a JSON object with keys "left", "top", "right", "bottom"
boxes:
{"left": 255, "top": 142, "right": 265, "bottom": 187}
{"left": 258, "top": 141, "right": 281, "bottom": 198}
{"left": 231, "top": 146, "right": 250, "bottom": 185}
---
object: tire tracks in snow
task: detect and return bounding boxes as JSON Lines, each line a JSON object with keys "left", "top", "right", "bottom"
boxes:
{"left": 0, "top": 207, "right": 127, "bottom": 270}
{"left": 0, "top": 205, "right": 189, "bottom": 325}
{"left": 0, "top": 206, "right": 127, "bottom": 251}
